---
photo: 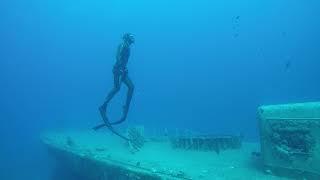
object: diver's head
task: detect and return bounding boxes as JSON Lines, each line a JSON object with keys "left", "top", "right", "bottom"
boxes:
{"left": 123, "top": 33, "right": 135, "bottom": 45}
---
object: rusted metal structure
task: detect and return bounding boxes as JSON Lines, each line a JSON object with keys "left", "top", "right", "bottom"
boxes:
{"left": 258, "top": 102, "right": 320, "bottom": 179}
{"left": 170, "top": 134, "right": 242, "bottom": 154}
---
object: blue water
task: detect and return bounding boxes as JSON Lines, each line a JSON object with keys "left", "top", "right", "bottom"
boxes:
{"left": 1, "top": 0, "right": 320, "bottom": 179}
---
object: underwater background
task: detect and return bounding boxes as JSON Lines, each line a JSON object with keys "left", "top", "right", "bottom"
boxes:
{"left": 1, "top": 0, "right": 320, "bottom": 179}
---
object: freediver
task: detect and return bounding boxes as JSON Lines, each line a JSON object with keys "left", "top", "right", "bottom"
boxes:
{"left": 95, "top": 33, "right": 135, "bottom": 132}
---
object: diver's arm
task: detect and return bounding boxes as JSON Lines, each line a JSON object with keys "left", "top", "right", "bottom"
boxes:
{"left": 116, "top": 44, "right": 122, "bottom": 61}
{"left": 115, "top": 44, "right": 129, "bottom": 73}
{"left": 115, "top": 44, "right": 125, "bottom": 66}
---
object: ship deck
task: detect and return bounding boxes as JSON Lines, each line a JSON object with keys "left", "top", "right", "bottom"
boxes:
{"left": 42, "top": 130, "right": 288, "bottom": 180}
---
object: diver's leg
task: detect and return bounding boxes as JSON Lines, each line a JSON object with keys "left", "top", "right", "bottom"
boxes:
{"left": 99, "top": 73, "right": 121, "bottom": 121}
{"left": 121, "top": 74, "right": 135, "bottom": 120}
{"left": 100, "top": 73, "right": 121, "bottom": 109}
{"left": 108, "top": 74, "right": 134, "bottom": 125}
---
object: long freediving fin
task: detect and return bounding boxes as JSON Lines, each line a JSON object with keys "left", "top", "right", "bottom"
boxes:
{"left": 94, "top": 108, "right": 130, "bottom": 141}
{"left": 93, "top": 109, "right": 128, "bottom": 130}
{"left": 93, "top": 115, "right": 127, "bottom": 130}
{"left": 93, "top": 123, "right": 106, "bottom": 131}
{"left": 105, "top": 123, "right": 130, "bottom": 141}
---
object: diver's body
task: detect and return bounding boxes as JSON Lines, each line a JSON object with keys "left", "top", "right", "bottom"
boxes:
{"left": 99, "top": 33, "right": 135, "bottom": 125}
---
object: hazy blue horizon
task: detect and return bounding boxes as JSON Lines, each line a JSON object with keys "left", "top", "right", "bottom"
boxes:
{"left": 1, "top": 0, "right": 320, "bottom": 179}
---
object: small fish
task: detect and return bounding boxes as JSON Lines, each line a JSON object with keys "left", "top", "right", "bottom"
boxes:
{"left": 285, "top": 60, "right": 291, "bottom": 71}
{"left": 281, "top": 31, "right": 287, "bottom": 37}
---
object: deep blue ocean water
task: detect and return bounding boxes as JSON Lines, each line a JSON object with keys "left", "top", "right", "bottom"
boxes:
{"left": 1, "top": 0, "right": 320, "bottom": 179}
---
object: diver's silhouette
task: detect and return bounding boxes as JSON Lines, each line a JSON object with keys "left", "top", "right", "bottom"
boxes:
{"left": 93, "top": 33, "right": 135, "bottom": 138}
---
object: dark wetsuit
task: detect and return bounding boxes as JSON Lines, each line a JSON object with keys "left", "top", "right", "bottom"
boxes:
{"left": 114, "top": 43, "right": 130, "bottom": 72}
{"left": 94, "top": 34, "right": 137, "bottom": 143}
{"left": 100, "top": 42, "right": 134, "bottom": 125}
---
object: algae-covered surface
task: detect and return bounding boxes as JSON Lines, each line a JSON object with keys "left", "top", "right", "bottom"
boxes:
{"left": 42, "top": 130, "right": 288, "bottom": 180}
{"left": 258, "top": 102, "right": 320, "bottom": 179}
